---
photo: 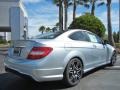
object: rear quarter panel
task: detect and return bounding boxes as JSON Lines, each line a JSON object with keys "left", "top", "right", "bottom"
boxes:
{"left": 63, "top": 50, "right": 86, "bottom": 68}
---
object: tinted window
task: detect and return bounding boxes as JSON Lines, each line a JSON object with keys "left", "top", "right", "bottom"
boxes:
{"left": 87, "top": 32, "right": 103, "bottom": 44}
{"left": 87, "top": 33, "right": 98, "bottom": 43}
{"left": 96, "top": 35, "right": 103, "bottom": 44}
{"left": 69, "top": 31, "right": 89, "bottom": 41}
{"left": 33, "top": 31, "right": 63, "bottom": 39}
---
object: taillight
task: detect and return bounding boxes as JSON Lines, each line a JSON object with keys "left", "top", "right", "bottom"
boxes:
{"left": 27, "top": 47, "right": 53, "bottom": 60}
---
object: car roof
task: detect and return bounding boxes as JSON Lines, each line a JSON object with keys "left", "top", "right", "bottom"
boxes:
{"left": 68, "top": 29, "right": 87, "bottom": 32}
{"left": 66, "top": 29, "right": 92, "bottom": 34}
{"left": 55, "top": 29, "right": 91, "bottom": 41}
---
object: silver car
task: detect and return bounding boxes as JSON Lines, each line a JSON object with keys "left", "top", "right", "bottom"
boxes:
{"left": 4, "top": 29, "right": 117, "bottom": 86}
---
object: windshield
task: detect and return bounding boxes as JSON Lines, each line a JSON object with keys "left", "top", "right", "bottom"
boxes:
{"left": 33, "top": 31, "right": 63, "bottom": 39}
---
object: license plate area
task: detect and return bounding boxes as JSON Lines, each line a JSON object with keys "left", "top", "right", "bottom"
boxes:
{"left": 14, "top": 47, "right": 22, "bottom": 56}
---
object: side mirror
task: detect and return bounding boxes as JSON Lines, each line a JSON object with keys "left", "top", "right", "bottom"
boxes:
{"left": 103, "top": 40, "right": 108, "bottom": 45}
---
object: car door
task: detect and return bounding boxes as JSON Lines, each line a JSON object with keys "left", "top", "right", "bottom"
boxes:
{"left": 86, "top": 32, "right": 107, "bottom": 65}
{"left": 68, "top": 31, "right": 100, "bottom": 69}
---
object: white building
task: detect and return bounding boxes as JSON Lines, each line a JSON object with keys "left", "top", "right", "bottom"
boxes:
{"left": 0, "top": 0, "right": 28, "bottom": 41}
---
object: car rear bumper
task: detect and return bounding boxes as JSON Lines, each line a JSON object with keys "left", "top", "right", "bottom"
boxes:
{"left": 5, "top": 67, "right": 34, "bottom": 80}
{"left": 4, "top": 56, "right": 64, "bottom": 82}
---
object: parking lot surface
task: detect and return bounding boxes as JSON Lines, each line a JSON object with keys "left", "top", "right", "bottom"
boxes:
{"left": 0, "top": 55, "right": 120, "bottom": 90}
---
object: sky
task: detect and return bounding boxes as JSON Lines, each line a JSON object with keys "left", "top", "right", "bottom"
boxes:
{"left": 22, "top": 0, "right": 119, "bottom": 37}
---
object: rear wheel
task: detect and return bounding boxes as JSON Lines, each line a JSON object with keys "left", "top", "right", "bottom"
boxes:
{"left": 109, "top": 52, "right": 117, "bottom": 66}
{"left": 63, "top": 58, "right": 83, "bottom": 86}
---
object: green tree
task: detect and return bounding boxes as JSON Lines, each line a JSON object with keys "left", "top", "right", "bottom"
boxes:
{"left": 55, "top": 22, "right": 60, "bottom": 30}
{"left": 107, "top": 0, "right": 115, "bottom": 46}
{"left": 56, "top": 22, "right": 59, "bottom": 28}
{"left": 52, "top": 27, "right": 57, "bottom": 32}
{"left": 69, "top": 13, "right": 106, "bottom": 37}
{"left": 113, "top": 31, "right": 119, "bottom": 43}
{"left": 39, "top": 26, "right": 45, "bottom": 34}
{"left": 54, "top": 0, "right": 72, "bottom": 31}
{"left": 116, "top": 31, "right": 119, "bottom": 43}
{"left": 113, "top": 32, "right": 117, "bottom": 43}
{"left": 46, "top": 27, "right": 51, "bottom": 32}
{"left": 103, "top": 34, "right": 108, "bottom": 40}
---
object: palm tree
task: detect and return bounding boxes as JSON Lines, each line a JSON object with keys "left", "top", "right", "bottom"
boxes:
{"left": 72, "top": 0, "right": 89, "bottom": 21}
{"left": 39, "top": 26, "right": 45, "bottom": 34}
{"left": 63, "top": 0, "right": 68, "bottom": 30}
{"left": 55, "top": 22, "right": 60, "bottom": 30}
{"left": 88, "top": 0, "right": 105, "bottom": 16}
{"left": 73, "top": 0, "right": 78, "bottom": 21}
{"left": 46, "top": 27, "right": 51, "bottom": 32}
{"left": 53, "top": 0, "right": 63, "bottom": 31}
{"left": 56, "top": 22, "right": 59, "bottom": 27}
{"left": 54, "top": 0, "right": 71, "bottom": 31}
{"left": 107, "top": 0, "right": 115, "bottom": 46}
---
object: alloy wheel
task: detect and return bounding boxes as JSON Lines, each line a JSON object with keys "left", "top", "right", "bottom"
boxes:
{"left": 64, "top": 58, "right": 83, "bottom": 86}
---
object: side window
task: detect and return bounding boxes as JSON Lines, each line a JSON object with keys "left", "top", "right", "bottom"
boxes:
{"left": 87, "top": 32, "right": 103, "bottom": 44}
{"left": 69, "top": 31, "right": 89, "bottom": 41}
{"left": 96, "top": 35, "right": 103, "bottom": 44}
{"left": 87, "top": 33, "right": 98, "bottom": 43}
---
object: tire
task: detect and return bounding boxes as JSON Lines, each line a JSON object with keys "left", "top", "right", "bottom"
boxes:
{"left": 109, "top": 52, "right": 117, "bottom": 66}
{"left": 63, "top": 58, "right": 83, "bottom": 87}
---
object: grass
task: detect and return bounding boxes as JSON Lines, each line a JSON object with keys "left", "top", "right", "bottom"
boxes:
{"left": 115, "top": 43, "right": 120, "bottom": 48}
{"left": 0, "top": 43, "right": 10, "bottom": 48}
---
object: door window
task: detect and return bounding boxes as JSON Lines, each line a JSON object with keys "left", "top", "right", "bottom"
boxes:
{"left": 87, "top": 33, "right": 98, "bottom": 43}
{"left": 86, "top": 32, "right": 103, "bottom": 44}
{"left": 69, "top": 31, "right": 89, "bottom": 41}
{"left": 96, "top": 36, "right": 103, "bottom": 44}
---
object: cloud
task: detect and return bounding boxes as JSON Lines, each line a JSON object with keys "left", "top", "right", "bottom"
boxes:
{"left": 67, "top": 9, "right": 82, "bottom": 27}
{"left": 28, "top": 14, "right": 58, "bottom": 37}
{"left": 112, "top": 0, "right": 119, "bottom": 3}
{"left": 96, "top": 0, "right": 119, "bottom": 4}
{"left": 22, "top": 0, "right": 42, "bottom": 3}
{"left": 26, "top": 3, "right": 59, "bottom": 37}
{"left": 24, "top": 0, "right": 119, "bottom": 37}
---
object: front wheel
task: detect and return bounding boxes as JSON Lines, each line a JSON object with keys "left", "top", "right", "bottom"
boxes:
{"left": 109, "top": 52, "right": 117, "bottom": 66}
{"left": 63, "top": 58, "right": 83, "bottom": 87}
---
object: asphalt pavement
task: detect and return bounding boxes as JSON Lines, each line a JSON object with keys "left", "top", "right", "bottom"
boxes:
{"left": 0, "top": 55, "right": 120, "bottom": 90}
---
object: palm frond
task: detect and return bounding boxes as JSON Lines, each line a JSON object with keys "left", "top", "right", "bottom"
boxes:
{"left": 84, "top": 3, "right": 90, "bottom": 8}
{"left": 53, "top": 0, "right": 59, "bottom": 4}
{"left": 83, "top": 0, "right": 89, "bottom": 3}
{"left": 68, "top": 2, "right": 73, "bottom": 6}
{"left": 78, "top": 1, "right": 84, "bottom": 5}
{"left": 97, "top": 2, "right": 105, "bottom": 7}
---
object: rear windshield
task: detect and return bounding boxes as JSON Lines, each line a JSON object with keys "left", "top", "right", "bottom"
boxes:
{"left": 33, "top": 31, "right": 63, "bottom": 39}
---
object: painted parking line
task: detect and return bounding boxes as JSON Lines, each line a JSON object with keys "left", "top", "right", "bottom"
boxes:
{"left": 105, "top": 66, "right": 120, "bottom": 70}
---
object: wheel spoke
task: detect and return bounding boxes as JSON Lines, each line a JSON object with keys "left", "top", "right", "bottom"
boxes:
{"left": 112, "top": 54, "right": 117, "bottom": 64}
{"left": 67, "top": 59, "right": 83, "bottom": 85}
{"left": 76, "top": 61, "right": 80, "bottom": 68}
{"left": 77, "top": 67, "right": 82, "bottom": 72}
{"left": 76, "top": 72, "right": 81, "bottom": 79}
{"left": 73, "top": 63, "right": 77, "bottom": 70}
{"left": 69, "top": 69, "right": 74, "bottom": 74}
{"left": 74, "top": 75, "right": 78, "bottom": 81}
{"left": 70, "top": 75, "right": 75, "bottom": 82}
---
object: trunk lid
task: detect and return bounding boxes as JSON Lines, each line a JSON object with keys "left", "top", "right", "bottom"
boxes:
{"left": 9, "top": 39, "right": 50, "bottom": 59}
